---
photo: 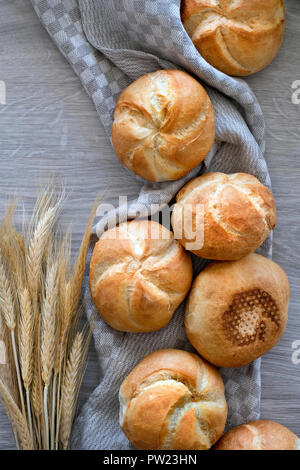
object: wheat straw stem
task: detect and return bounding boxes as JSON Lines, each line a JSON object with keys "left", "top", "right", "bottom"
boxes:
{"left": 13, "top": 431, "right": 20, "bottom": 450}
{"left": 43, "top": 386, "right": 49, "bottom": 450}
{"left": 51, "top": 372, "right": 57, "bottom": 450}
{"left": 31, "top": 317, "right": 43, "bottom": 448}
{"left": 25, "top": 389, "right": 33, "bottom": 446}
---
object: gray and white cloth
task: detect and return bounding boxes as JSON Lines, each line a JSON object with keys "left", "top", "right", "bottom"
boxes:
{"left": 32, "top": 0, "right": 271, "bottom": 450}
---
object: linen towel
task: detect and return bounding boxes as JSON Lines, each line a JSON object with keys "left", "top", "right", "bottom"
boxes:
{"left": 31, "top": 0, "right": 271, "bottom": 450}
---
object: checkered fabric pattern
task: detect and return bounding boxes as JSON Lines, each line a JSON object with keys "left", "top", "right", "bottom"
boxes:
{"left": 32, "top": 0, "right": 270, "bottom": 449}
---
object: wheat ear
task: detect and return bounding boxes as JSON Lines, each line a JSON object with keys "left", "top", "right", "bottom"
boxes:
{"left": 0, "top": 258, "right": 16, "bottom": 331}
{"left": 41, "top": 263, "right": 58, "bottom": 387}
{"left": 41, "top": 262, "right": 58, "bottom": 449}
{"left": 0, "top": 377, "right": 33, "bottom": 450}
{"left": 26, "top": 206, "right": 58, "bottom": 310}
{"left": 60, "top": 332, "right": 83, "bottom": 450}
{"left": 69, "top": 199, "right": 98, "bottom": 318}
{"left": 19, "top": 288, "right": 34, "bottom": 442}
{"left": 0, "top": 201, "right": 26, "bottom": 289}
{"left": 0, "top": 258, "right": 26, "bottom": 418}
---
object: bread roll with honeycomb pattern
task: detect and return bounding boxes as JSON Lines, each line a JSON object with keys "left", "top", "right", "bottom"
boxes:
{"left": 171, "top": 172, "right": 276, "bottom": 261}
{"left": 89, "top": 220, "right": 193, "bottom": 332}
{"left": 112, "top": 70, "right": 215, "bottom": 182}
{"left": 214, "top": 420, "right": 300, "bottom": 450}
{"left": 181, "top": 0, "right": 285, "bottom": 76}
{"left": 185, "top": 254, "right": 289, "bottom": 367}
{"left": 119, "top": 349, "right": 228, "bottom": 450}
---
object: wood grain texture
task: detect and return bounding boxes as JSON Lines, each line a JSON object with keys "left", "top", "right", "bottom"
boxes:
{"left": 0, "top": 0, "right": 299, "bottom": 449}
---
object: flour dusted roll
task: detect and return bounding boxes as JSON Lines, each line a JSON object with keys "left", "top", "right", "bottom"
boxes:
{"left": 185, "top": 254, "right": 290, "bottom": 367}
{"left": 119, "top": 349, "right": 228, "bottom": 450}
{"left": 112, "top": 70, "right": 215, "bottom": 182}
{"left": 214, "top": 420, "right": 300, "bottom": 450}
{"left": 181, "top": 0, "right": 285, "bottom": 76}
{"left": 89, "top": 220, "right": 193, "bottom": 332}
{"left": 171, "top": 172, "right": 276, "bottom": 260}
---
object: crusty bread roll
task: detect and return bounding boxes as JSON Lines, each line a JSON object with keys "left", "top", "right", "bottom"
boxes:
{"left": 185, "top": 254, "right": 289, "bottom": 367}
{"left": 181, "top": 0, "right": 285, "bottom": 76}
{"left": 89, "top": 220, "right": 193, "bottom": 332}
{"left": 119, "top": 349, "right": 228, "bottom": 450}
{"left": 171, "top": 172, "right": 276, "bottom": 260}
{"left": 112, "top": 70, "right": 215, "bottom": 182}
{"left": 214, "top": 420, "right": 300, "bottom": 450}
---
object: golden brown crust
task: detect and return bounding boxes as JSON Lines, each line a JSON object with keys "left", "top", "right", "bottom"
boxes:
{"left": 112, "top": 70, "right": 215, "bottom": 182}
{"left": 181, "top": 0, "right": 285, "bottom": 76}
{"left": 89, "top": 220, "right": 193, "bottom": 332}
{"left": 185, "top": 253, "right": 290, "bottom": 367}
{"left": 119, "top": 349, "right": 228, "bottom": 450}
{"left": 171, "top": 172, "right": 276, "bottom": 260}
{"left": 214, "top": 420, "right": 300, "bottom": 450}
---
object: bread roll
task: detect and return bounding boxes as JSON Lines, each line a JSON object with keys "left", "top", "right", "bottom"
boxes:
{"left": 119, "top": 349, "right": 228, "bottom": 450}
{"left": 185, "top": 254, "right": 289, "bottom": 367}
{"left": 171, "top": 172, "right": 276, "bottom": 260}
{"left": 89, "top": 220, "right": 193, "bottom": 332}
{"left": 181, "top": 0, "right": 285, "bottom": 76}
{"left": 214, "top": 420, "right": 300, "bottom": 450}
{"left": 112, "top": 70, "right": 215, "bottom": 182}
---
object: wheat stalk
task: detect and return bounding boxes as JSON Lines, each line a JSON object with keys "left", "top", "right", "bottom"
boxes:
{"left": 0, "top": 187, "right": 95, "bottom": 450}
{"left": 41, "top": 263, "right": 58, "bottom": 387}
{"left": 19, "top": 288, "right": 34, "bottom": 441}
{"left": 41, "top": 262, "right": 58, "bottom": 449}
{"left": 69, "top": 200, "right": 98, "bottom": 319}
{"left": 60, "top": 332, "right": 83, "bottom": 450}
{"left": 0, "top": 377, "right": 33, "bottom": 450}
{"left": 0, "top": 259, "right": 16, "bottom": 331}
{"left": 0, "top": 258, "right": 26, "bottom": 419}
{"left": 26, "top": 207, "right": 57, "bottom": 303}
{"left": 19, "top": 289, "right": 34, "bottom": 391}
{"left": 31, "top": 355, "right": 42, "bottom": 420}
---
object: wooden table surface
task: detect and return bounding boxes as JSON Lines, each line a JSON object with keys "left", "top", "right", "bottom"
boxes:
{"left": 0, "top": 0, "right": 299, "bottom": 449}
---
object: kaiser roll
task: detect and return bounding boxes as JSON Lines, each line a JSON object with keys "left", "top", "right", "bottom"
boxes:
{"left": 181, "top": 0, "right": 285, "bottom": 76}
{"left": 185, "top": 254, "right": 290, "bottom": 367}
{"left": 171, "top": 172, "right": 276, "bottom": 260}
{"left": 111, "top": 69, "right": 215, "bottom": 182}
{"left": 89, "top": 220, "right": 193, "bottom": 333}
{"left": 119, "top": 349, "right": 228, "bottom": 450}
{"left": 214, "top": 420, "right": 300, "bottom": 450}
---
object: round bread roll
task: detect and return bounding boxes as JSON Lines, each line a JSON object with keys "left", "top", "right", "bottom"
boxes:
{"left": 119, "top": 349, "right": 228, "bottom": 450}
{"left": 89, "top": 220, "right": 193, "bottom": 332}
{"left": 181, "top": 0, "right": 285, "bottom": 76}
{"left": 185, "top": 254, "right": 289, "bottom": 367}
{"left": 214, "top": 420, "right": 300, "bottom": 450}
{"left": 111, "top": 70, "right": 215, "bottom": 182}
{"left": 171, "top": 172, "right": 276, "bottom": 260}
